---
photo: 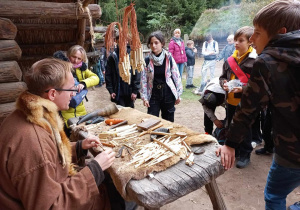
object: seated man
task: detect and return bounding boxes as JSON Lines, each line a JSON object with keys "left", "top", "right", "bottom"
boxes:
{"left": 0, "top": 58, "right": 116, "bottom": 209}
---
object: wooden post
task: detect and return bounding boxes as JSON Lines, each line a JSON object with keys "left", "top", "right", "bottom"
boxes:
{"left": 77, "top": 19, "right": 86, "bottom": 47}
{"left": 205, "top": 179, "right": 227, "bottom": 210}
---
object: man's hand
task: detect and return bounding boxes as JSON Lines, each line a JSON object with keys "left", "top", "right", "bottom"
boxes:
{"left": 82, "top": 134, "right": 100, "bottom": 150}
{"left": 215, "top": 145, "right": 235, "bottom": 170}
{"left": 94, "top": 148, "right": 115, "bottom": 171}
{"left": 111, "top": 93, "right": 116, "bottom": 99}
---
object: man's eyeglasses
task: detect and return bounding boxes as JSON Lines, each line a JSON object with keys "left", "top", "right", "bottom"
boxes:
{"left": 44, "top": 88, "right": 78, "bottom": 93}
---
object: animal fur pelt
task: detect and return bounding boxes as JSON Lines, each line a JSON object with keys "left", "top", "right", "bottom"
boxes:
{"left": 106, "top": 107, "right": 217, "bottom": 199}
{"left": 16, "top": 91, "right": 76, "bottom": 176}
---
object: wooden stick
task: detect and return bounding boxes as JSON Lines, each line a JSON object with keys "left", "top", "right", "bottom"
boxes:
{"left": 152, "top": 138, "right": 178, "bottom": 155}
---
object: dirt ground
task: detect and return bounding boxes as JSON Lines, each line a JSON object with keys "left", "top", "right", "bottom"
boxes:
{"left": 84, "top": 58, "right": 299, "bottom": 210}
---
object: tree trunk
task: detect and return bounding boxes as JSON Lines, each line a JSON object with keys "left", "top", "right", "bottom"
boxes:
{"left": 0, "top": 61, "right": 22, "bottom": 83}
{"left": 0, "top": 40, "right": 22, "bottom": 61}
{"left": 77, "top": 19, "right": 86, "bottom": 47}
{"left": 0, "top": 102, "right": 16, "bottom": 125}
{"left": 0, "top": 82, "right": 27, "bottom": 104}
{"left": 0, "top": 18, "right": 17, "bottom": 40}
{"left": 0, "top": 1, "right": 101, "bottom": 19}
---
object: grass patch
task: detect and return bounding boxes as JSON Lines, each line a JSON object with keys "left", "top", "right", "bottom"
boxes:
{"left": 181, "top": 76, "right": 201, "bottom": 101}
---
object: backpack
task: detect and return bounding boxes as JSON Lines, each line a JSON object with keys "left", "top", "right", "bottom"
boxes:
{"left": 204, "top": 41, "right": 217, "bottom": 60}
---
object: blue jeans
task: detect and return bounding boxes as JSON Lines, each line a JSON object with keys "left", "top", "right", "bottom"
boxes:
{"left": 186, "top": 66, "right": 194, "bottom": 86}
{"left": 177, "top": 63, "right": 184, "bottom": 78}
{"left": 199, "top": 60, "right": 216, "bottom": 91}
{"left": 265, "top": 160, "right": 300, "bottom": 210}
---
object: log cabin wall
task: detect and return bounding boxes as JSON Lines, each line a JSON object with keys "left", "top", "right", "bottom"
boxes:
{"left": 0, "top": 0, "right": 103, "bottom": 124}
{"left": 0, "top": 18, "right": 27, "bottom": 124}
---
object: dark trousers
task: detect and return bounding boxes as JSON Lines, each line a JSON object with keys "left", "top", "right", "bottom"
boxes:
{"left": 227, "top": 103, "right": 253, "bottom": 158}
{"left": 252, "top": 114, "right": 262, "bottom": 144}
{"left": 261, "top": 107, "right": 273, "bottom": 150}
{"left": 116, "top": 95, "right": 134, "bottom": 108}
{"left": 204, "top": 107, "right": 216, "bottom": 134}
{"left": 148, "top": 85, "right": 176, "bottom": 122}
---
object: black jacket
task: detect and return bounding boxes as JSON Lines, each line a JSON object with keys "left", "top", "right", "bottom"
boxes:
{"left": 105, "top": 46, "right": 141, "bottom": 102}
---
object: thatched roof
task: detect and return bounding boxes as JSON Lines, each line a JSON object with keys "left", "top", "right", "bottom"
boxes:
{"left": 190, "top": 0, "right": 274, "bottom": 40}
{"left": 1, "top": 0, "right": 102, "bottom": 72}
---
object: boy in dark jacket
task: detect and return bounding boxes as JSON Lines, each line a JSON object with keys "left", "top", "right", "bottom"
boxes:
{"left": 216, "top": 0, "right": 300, "bottom": 209}
{"left": 105, "top": 36, "right": 141, "bottom": 108}
{"left": 185, "top": 40, "right": 197, "bottom": 88}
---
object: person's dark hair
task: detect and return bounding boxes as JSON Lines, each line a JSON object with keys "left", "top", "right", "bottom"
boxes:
{"left": 147, "top": 31, "right": 165, "bottom": 48}
{"left": 205, "top": 34, "right": 212, "bottom": 41}
{"left": 234, "top": 26, "right": 254, "bottom": 41}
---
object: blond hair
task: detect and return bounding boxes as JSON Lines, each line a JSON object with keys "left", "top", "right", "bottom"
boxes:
{"left": 67, "top": 45, "right": 88, "bottom": 62}
{"left": 253, "top": 0, "right": 300, "bottom": 38}
{"left": 227, "top": 34, "right": 234, "bottom": 41}
{"left": 24, "top": 58, "right": 72, "bottom": 96}
{"left": 187, "top": 40, "right": 194, "bottom": 46}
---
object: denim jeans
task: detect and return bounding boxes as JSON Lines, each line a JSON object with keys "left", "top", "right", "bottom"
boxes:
{"left": 177, "top": 63, "right": 185, "bottom": 78}
{"left": 199, "top": 60, "right": 216, "bottom": 91}
{"left": 265, "top": 160, "right": 300, "bottom": 210}
{"left": 148, "top": 85, "right": 176, "bottom": 122}
{"left": 186, "top": 66, "right": 194, "bottom": 86}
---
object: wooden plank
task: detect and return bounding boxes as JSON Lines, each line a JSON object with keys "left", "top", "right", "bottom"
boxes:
{"left": 0, "top": 2, "right": 101, "bottom": 19}
{"left": 77, "top": 19, "right": 86, "bottom": 47}
{"left": 0, "top": 102, "right": 16, "bottom": 125}
{"left": 0, "top": 18, "right": 17, "bottom": 40}
{"left": 0, "top": 82, "right": 27, "bottom": 104}
{"left": 137, "top": 118, "right": 161, "bottom": 130}
{"left": 0, "top": 40, "right": 22, "bottom": 61}
{"left": 126, "top": 143, "right": 225, "bottom": 209}
{"left": 0, "top": 61, "right": 22, "bottom": 83}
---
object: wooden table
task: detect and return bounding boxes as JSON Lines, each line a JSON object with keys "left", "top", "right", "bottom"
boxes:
{"left": 68, "top": 116, "right": 227, "bottom": 210}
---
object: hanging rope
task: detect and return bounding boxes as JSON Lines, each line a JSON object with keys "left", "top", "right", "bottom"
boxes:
{"left": 76, "top": 0, "right": 96, "bottom": 49}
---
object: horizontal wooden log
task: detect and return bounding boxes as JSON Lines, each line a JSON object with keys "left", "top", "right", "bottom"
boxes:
{"left": 0, "top": 102, "right": 16, "bottom": 125}
{"left": 15, "top": 23, "right": 78, "bottom": 31}
{"left": 0, "top": 82, "right": 27, "bottom": 104}
{"left": 0, "top": 18, "right": 17, "bottom": 40}
{"left": 88, "top": 26, "right": 107, "bottom": 33}
{"left": 0, "top": 61, "right": 22, "bottom": 83}
{"left": 0, "top": 1, "right": 102, "bottom": 19}
{"left": 0, "top": 40, "right": 22, "bottom": 61}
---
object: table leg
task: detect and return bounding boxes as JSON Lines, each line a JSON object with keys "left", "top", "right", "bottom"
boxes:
{"left": 205, "top": 178, "right": 227, "bottom": 210}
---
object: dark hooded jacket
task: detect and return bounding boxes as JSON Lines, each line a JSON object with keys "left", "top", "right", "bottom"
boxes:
{"left": 226, "top": 30, "right": 300, "bottom": 168}
{"left": 185, "top": 47, "right": 195, "bottom": 66}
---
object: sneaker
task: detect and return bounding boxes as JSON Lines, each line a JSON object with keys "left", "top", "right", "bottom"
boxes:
{"left": 288, "top": 201, "right": 300, "bottom": 210}
{"left": 190, "top": 84, "right": 197, "bottom": 88}
{"left": 186, "top": 85, "right": 192, "bottom": 89}
{"left": 236, "top": 156, "right": 250, "bottom": 168}
{"left": 255, "top": 147, "right": 274, "bottom": 155}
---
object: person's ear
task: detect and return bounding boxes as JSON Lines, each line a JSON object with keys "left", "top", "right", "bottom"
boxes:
{"left": 278, "top": 27, "right": 287, "bottom": 34}
{"left": 46, "top": 89, "right": 56, "bottom": 101}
